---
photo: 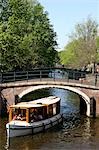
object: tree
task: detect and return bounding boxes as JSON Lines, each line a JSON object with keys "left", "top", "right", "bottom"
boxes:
{"left": 30, "top": 3, "right": 58, "bottom": 67}
{"left": 59, "top": 41, "right": 77, "bottom": 67}
{"left": 73, "top": 17, "right": 98, "bottom": 65}
{"left": 96, "top": 36, "right": 99, "bottom": 62}
{"left": 0, "top": 0, "right": 57, "bottom": 72}
{"left": 59, "top": 17, "right": 98, "bottom": 68}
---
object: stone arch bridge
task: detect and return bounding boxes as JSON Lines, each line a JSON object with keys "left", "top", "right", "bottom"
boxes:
{"left": 1, "top": 79, "right": 99, "bottom": 117}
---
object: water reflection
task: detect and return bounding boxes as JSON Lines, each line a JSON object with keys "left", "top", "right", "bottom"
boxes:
{"left": 1, "top": 88, "right": 99, "bottom": 149}
{"left": 82, "top": 117, "right": 91, "bottom": 140}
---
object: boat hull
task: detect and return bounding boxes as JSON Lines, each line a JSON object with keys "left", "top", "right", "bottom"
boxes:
{"left": 6, "top": 114, "right": 63, "bottom": 137}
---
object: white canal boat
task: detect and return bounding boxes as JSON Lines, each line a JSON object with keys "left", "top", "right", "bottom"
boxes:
{"left": 6, "top": 96, "right": 63, "bottom": 137}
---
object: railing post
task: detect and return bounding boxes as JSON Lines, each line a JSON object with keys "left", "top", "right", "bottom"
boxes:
{"left": 51, "top": 70, "right": 53, "bottom": 78}
{"left": 27, "top": 71, "right": 28, "bottom": 81}
{"left": 40, "top": 70, "right": 42, "bottom": 81}
{"left": 73, "top": 71, "right": 75, "bottom": 80}
{"left": 0, "top": 73, "right": 3, "bottom": 83}
{"left": 62, "top": 70, "right": 64, "bottom": 79}
{"left": 14, "top": 71, "right": 16, "bottom": 82}
{"left": 54, "top": 70, "right": 55, "bottom": 81}
{"left": 67, "top": 72, "right": 69, "bottom": 82}
{"left": 80, "top": 73, "right": 82, "bottom": 84}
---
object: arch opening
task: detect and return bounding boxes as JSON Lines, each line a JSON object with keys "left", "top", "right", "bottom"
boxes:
{"left": 18, "top": 85, "right": 91, "bottom": 117}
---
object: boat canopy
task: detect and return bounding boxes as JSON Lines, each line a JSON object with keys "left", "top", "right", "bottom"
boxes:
{"left": 31, "top": 96, "right": 60, "bottom": 105}
{"left": 10, "top": 103, "right": 45, "bottom": 109}
{"left": 10, "top": 96, "right": 60, "bottom": 109}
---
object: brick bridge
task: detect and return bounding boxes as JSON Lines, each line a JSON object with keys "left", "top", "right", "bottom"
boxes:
{"left": 1, "top": 78, "right": 99, "bottom": 117}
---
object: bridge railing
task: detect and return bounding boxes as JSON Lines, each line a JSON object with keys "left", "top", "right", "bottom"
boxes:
{"left": 0, "top": 68, "right": 86, "bottom": 84}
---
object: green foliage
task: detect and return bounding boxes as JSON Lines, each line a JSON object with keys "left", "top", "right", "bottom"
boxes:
{"left": 96, "top": 36, "right": 99, "bottom": 48}
{"left": 0, "top": 0, "right": 57, "bottom": 72}
{"left": 59, "top": 40, "right": 80, "bottom": 68}
{"left": 59, "top": 17, "right": 98, "bottom": 68}
{"left": 96, "top": 36, "right": 99, "bottom": 62}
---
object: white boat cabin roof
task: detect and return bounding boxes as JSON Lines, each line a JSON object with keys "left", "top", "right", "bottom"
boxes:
{"left": 10, "top": 96, "right": 60, "bottom": 109}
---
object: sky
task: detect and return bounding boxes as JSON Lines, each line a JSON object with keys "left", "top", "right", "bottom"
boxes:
{"left": 38, "top": 0, "right": 99, "bottom": 51}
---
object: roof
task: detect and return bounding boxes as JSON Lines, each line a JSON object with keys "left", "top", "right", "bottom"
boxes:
{"left": 11, "top": 103, "right": 44, "bottom": 109}
{"left": 31, "top": 96, "right": 60, "bottom": 105}
{"left": 10, "top": 96, "right": 60, "bottom": 109}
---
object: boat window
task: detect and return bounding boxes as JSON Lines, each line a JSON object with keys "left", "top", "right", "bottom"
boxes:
{"left": 38, "top": 107, "right": 43, "bottom": 120}
{"left": 43, "top": 106, "right": 47, "bottom": 119}
{"left": 48, "top": 104, "right": 53, "bottom": 117}
{"left": 30, "top": 108, "right": 44, "bottom": 122}
{"left": 53, "top": 104, "right": 56, "bottom": 115}
{"left": 12, "top": 108, "right": 26, "bottom": 121}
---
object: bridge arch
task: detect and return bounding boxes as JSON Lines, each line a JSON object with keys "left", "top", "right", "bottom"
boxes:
{"left": 19, "top": 85, "right": 90, "bottom": 117}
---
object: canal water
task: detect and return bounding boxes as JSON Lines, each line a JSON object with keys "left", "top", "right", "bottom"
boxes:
{"left": 1, "top": 88, "right": 99, "bottom": 150}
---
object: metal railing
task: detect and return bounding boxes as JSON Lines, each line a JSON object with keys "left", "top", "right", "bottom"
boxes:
{"left": 0, "top": 68, "right": 86, "bottom": 84}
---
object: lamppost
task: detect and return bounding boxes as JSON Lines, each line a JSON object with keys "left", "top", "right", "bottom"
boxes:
{"left": 96, "top": 48, "right": 99, "bottom": 73}
{"left": 92, "top": 48, "right": 99, "bottom": 74}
